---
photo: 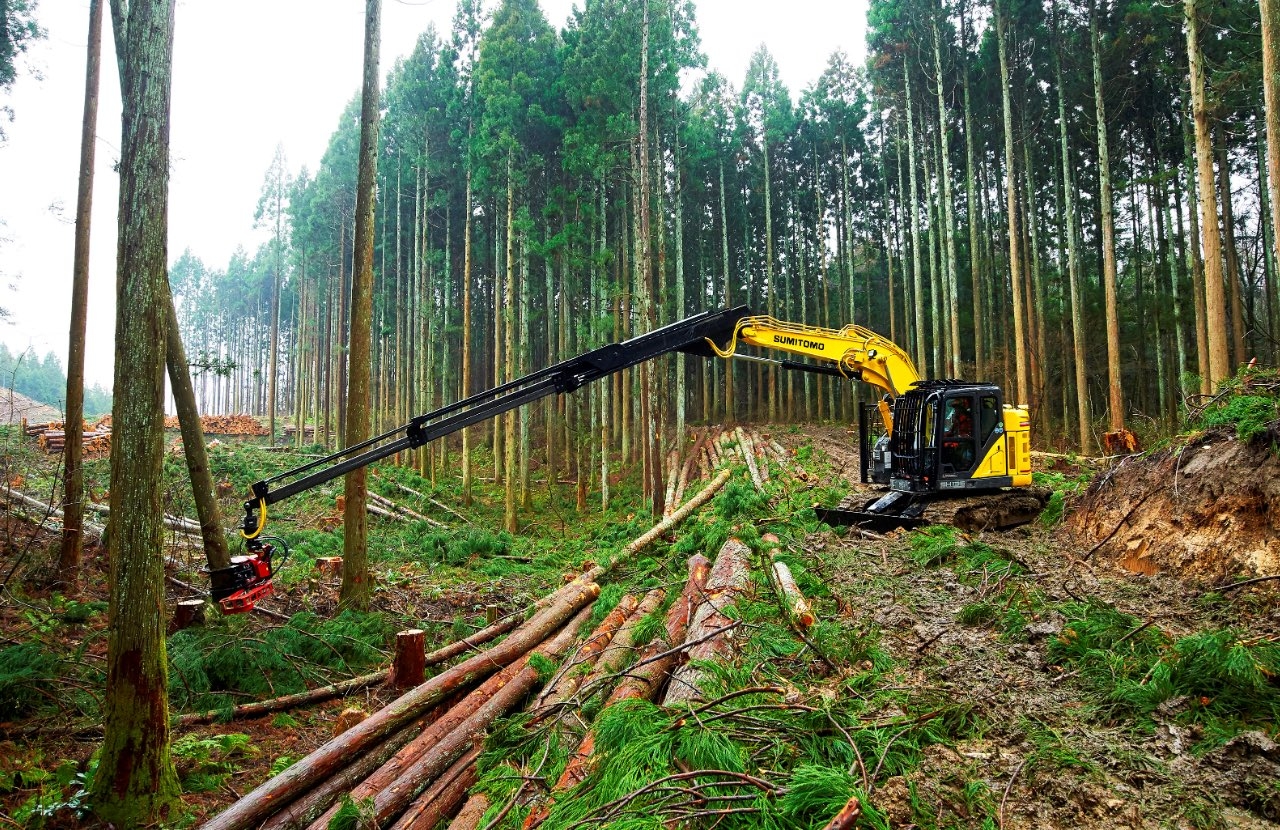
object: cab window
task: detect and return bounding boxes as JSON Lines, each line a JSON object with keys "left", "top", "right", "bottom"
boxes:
{"left": 980, "top": 395, "right": 999, "bottom": 443}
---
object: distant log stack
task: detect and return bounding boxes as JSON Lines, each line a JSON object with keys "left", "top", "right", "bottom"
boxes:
{"left": 30, "top": 422, "right": 112, "bottom": 459}
{"left": 162, "top": 413, "right": 268, "bottom": 436}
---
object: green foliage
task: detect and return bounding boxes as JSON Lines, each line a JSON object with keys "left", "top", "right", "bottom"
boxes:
{"left": 1048, "top": 602, "right": 1280, "bottom": 738}
{"left": 172, "top": 733, "right": 257, "bottom": 794}
{"left": 958, "top": 601, "right": 998, "bottom": 627}
{"left": 714, "top": 477, "right": 770, "bottom": 521}
{"left": 527, "top": 652, "right": 558, "bottom": 682}
{"left": 410, "top": 526, "right": 513, "bottom": 566}
{"left": 168, "top": 611, "right": 393, "bottom": 711}
{"left": 0, "top": 643, "right": 61, "bottom": 720}
{"left": 1195, "top": 394, "right": 1278, "bottom": 443}
{"left": 778, "top": 764, "right": 860, "bottom": 823}
{"left": 328, "top": 794, "right": 377, "bottom": 830}
{"left": 909, "top": 526, "right": 962, "bottom": 567}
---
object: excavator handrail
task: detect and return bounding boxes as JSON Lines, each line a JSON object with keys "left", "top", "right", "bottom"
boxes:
{"left": 708, "top": 314, "right": 922, "bottom": 398}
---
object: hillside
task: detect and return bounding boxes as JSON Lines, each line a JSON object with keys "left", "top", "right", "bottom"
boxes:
{"left": 0, "top": 387, "right": 62, "bottom": 426}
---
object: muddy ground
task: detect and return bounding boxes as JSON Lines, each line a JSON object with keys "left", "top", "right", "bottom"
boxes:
{"left": 787, "top": 424, "right": 1280, "bottom": 829}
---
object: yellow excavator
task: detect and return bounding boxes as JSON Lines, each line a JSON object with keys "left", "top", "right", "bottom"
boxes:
{"left": 706, "top": 314, "right": 1047, "bottom": 531}
{"left": 218, "top": 306, "right": 1045, "bottom": 613}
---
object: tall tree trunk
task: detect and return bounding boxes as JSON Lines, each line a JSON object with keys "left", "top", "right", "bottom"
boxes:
{"left": 933, "top": 16, "right": 961, "bottom": 377}
{"left": 1187, "top": 0, "right": 1231, "bottom": 386}
{"left": 165, "top": 292, "right": 229, "bottom": 571}
{"left": 996, "top": 0, "right": 1028, "bottom": 405}
{"left": 1052, "top": 2, "right": 1091, "bottom": 451}
{"left": 638, "top": 0, "right": 662, "bottom": 518}
{"left": 1216, "top": 137, "right": 1248, "bottom": 364}
{"left": 1179, "top": 98, "right": 1211, "bottom": 393}
{"left": 340, "top": 0, "right": 382, "bottom": 611}
{"left": 1263, "top": 0, "right": 1280, "bottom": 360}
{"left": 904, "top": 65, "right": 926, "bottom": 374}
{"left": 504, "top": 156, "right": 517, "bottom": 533}
{"left": 1091, "top": 2, "right": 1124, "bottom": 430}
{"left": 461, "top": 165, "right": 473, "bottom": 505}
{"left": 59, "top": 0, "right": 103, "bottom": 590}
{"left": 92, "top": 0, "right": 183, "bottom": 823}
{"left": 719, "top": 160, "right": 733, "bottom": 421}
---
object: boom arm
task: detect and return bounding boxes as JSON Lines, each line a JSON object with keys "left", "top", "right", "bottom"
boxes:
{"left": 708, "top": 314, "right": 922, "bottom": 397}
{"left": 241, "top": 305, "right": 751, "bottom": 541}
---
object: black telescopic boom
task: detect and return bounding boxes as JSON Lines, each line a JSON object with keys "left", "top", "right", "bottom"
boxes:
{"left": 241, "top": 306, "right": 751, "bottom": 537}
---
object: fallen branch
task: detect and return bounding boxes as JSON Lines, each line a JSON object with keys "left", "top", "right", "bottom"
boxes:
{"left": 177, "top": 669, "right": 388, "bottom": 726}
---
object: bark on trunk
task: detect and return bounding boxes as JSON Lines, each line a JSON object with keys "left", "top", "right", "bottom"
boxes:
{"left": 91, "top": 1, "right": 184, "bottom": 823}
{"left": 663, "top": 539, "right": 753, "bottom": 706}
{"left": 340, "top": 0, "right": 383, "bottom": 610}
{"left": 58, "top": 0, "right": 103, "bottom": 590}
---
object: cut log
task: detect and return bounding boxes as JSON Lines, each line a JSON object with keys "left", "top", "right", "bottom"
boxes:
{"left": 578, "top": 588, "right": 665, "bottom": 695}
{"left": 662, "top": 449, "right": 679, "bottom": 517}
{"left": 446, "top": 794, "right": 490, "bottom": 830}
{"left": 391, "top": 629, "right": 427, "bottom": 688}
{"left": 604, "top": 554, "right": 709, "bottom": 706}
{"left": 369, "top": 491, "right": 445, "bottom": 528}
{"left": 523, "top": 560, "right": 708, "bottom": 830}
{"left": 820, "top": 794, "right": 862, "bottom": 829}
{"left": 751, "top": 431, "right": 771, "bottom": 482}
{"left": 533, "top": 593, "right": 640, "bottom": 714}
{"left": 736, "top": 427, "right": 764, "bottom": 491}
{"left": 306, "top": 656, "right": 532, "bottom": 830}
{"left": 770, "top": 559, "right": 815, "bottom": 628}
{"left": 367, "top": 605, "right": 593, "bottom": 828}
{"left": 257, "top": 716, "right": 429, "bottom": 830}
{"left": 202, "top": 582, "right": 600, "bottom": 830}
{"left": 388, "top": 745, "right": 480, "bottom": 830}
{"left": 663, "top": 539, "right": 753, "bottom": 707}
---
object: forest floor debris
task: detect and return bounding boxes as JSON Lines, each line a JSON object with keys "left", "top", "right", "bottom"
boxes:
{"left": 0, "top": 415, "right": 1277, "bottom": 828}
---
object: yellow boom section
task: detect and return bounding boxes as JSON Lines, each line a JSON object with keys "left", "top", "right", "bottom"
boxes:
{"left": 710, "top": 315, "right": 923, "bottom": 397}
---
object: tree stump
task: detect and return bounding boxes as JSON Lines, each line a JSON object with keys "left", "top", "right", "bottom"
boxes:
{"left": 315, "top": 556, "right": 343, "bottom": 575}
{"left": 391, "top": 629, "right": 426, "bottom": 688}
{"left": 172, "top": 599, "right": 205, "bottom": 632}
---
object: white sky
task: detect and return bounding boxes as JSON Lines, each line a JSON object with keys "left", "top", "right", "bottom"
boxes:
{"left": 0, "top": 0, "right": 867, "bottom": 392}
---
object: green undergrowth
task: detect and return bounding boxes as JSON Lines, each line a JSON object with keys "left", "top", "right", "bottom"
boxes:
{"left": 167, "top": 610, "right": 394, "bottom": 713}
{"left": 906, "top": 526, "right": 1280, "bottom": 750}
{"left": 1189, "top": 367, "right": 1280, "bottom": 444}
{"left": 1046, "top": 602, "right": 1280, "bottom": 745}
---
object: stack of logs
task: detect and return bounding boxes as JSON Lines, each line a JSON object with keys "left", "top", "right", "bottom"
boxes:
{"left": 662, "top": 425, "right": 796, "bottom": 515}
{"left": 204, "top": 517, "right": 783, "bottom": 830}
{"left": 162, "top": 413, "right": 268, "bottom": 436}
{"left": 24, "top": 419, "right": 111, "bottom": 458}
{"left": 282, "top": 423, "right": 317, "bottom": 440}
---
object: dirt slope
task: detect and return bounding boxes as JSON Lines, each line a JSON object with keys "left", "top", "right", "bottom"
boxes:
{"left": 1068, "top": 429, "right": 1280, "bottom": 583}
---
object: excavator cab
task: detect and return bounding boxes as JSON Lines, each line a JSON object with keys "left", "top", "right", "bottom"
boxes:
{"left": 830, "top": 381, "right": 1041, "bottom": 531}
{"left": 887, "top": 381, "right": 1013, "bottom": 493}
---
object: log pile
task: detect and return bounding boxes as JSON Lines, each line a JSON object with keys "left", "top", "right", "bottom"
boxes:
{"left": 661, "top": 425, "right": 794, "bottom": 513}
{"left": 162, "top": 413, "right": 268, "bottom": 436}
{"left": 203, "top": 579, "right": 601, "bottom": 830}
{"left": 282, "top": 423, "right": 317, "bottom": 439}
{"left": 24, "top": 419, "right": 112, "bottom": 458}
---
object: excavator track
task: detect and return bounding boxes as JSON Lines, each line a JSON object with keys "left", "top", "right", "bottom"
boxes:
{"left": 817, "top": 487, "right": 1052, "bottom": 533}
